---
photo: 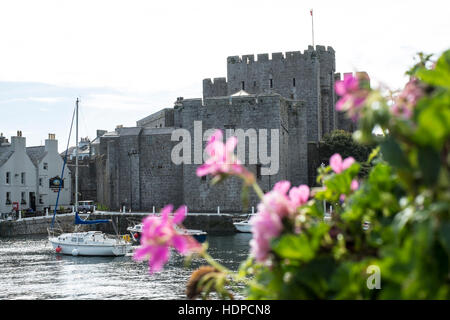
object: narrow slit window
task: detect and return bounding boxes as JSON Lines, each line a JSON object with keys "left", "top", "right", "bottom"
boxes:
{"left": 293, "top": 78, "right": 296, "bottom": 87}
{"left": 241, "top": 81, "right": 245, "bottom": 90}
{"left": 256, "top": 164, "right": 262, "bottom": 179}
{"left": 269, "top": 79, "right": 273, "bottom": 88}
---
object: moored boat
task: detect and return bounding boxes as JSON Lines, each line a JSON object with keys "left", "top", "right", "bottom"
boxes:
{"left": 127, "top": 223, "right": 208, "bottom": 244}
{"left": 49, "top": 231, "right": 130, "bottom": 256}
{"left": 48, "top": 99, "right": 132, "bottom": 257}
{"left": 233, "top": 214, "right": 255, "bottom": 233}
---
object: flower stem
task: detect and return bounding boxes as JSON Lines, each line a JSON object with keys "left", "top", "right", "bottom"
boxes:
{"left": 252, "top": 183, "right": 265, "bottom": 200}
{"left": 201, "top": 251, "right": 267, "bottom": 292}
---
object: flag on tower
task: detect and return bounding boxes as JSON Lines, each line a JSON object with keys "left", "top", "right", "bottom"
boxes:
{"left": 310, "top": 9, "right": 314, "bottom": 47}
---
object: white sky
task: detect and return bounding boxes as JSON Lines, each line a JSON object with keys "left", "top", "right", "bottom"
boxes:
{"left": 0, "top": 0, "right": 449, "bottom": 150}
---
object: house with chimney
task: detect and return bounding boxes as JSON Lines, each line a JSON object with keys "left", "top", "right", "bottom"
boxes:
{"left": 0, "top": 131, "right": 37, "bottom": 214}
{"left": 0, "top": 131, "right": 72, "bottom": 215}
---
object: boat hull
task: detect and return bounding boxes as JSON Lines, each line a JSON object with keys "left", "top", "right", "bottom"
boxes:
{"left": 234, "top": 222, "right": 252, "bottom": 233}
{"left": 193, "top": 233, "right": 207, "bottom": 243}
{"left": 129, "top": 231, "right": 207, "bottom": 244}
{"left": 49, "top": 238, "right": 129, "bottom": 256}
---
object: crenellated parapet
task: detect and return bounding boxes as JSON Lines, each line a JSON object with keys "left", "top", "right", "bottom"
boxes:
{"left": 335, "top": 71, "right": 370, "bottom": 87}
{"left": 203, "top": 77, "right": 228, "bottom": 99}
{"left": 226, "top": 45, "right": 335, "bottom": 65}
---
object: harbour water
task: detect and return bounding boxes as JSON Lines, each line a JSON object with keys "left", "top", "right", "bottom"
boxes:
{"left": 0, "top": 233, "right": 252, "bottom": 300}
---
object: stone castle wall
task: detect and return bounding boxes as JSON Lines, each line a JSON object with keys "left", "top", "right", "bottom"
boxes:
{"left": 176, "top": 94, "right": 296, "bottom": 212}
{"left": 81, "top": 45, "right": 362, "bottom": 214}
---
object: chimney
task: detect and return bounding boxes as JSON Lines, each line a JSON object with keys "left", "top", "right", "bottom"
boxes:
{"left": 96, "top": 130, "right": 107, "bottom": 138}
{"left": 11, "top": 131, "right": 26, "bottom": 151}
{"left": 0, "top": 133, "right": 5, "bottom": 145}
{"left": 45, "top": 133, "right": 58, "bottom": 154}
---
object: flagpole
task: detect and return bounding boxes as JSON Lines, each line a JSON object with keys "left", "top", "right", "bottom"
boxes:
{"left": 311, "top": 9, "right": 315, "bottom": 47}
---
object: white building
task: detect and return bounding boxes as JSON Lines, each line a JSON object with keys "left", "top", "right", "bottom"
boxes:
{"left": 26, "top": 134, "right": 72, "bottom": 212}
{"left": 0, "top": 131, "right": 37, "bottom": 214}
{"left": 0, "top": 132, "right": 72, "bottom": 214}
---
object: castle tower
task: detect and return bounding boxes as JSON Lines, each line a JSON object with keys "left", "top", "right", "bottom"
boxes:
{"left": 203, "top": 45, "right": 337, "bottom": 142}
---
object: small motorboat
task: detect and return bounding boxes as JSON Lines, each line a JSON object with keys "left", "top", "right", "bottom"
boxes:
{"left": 127, "top": 224, "right": 208, "bottom": 244}
{"left": 233, "top": 214, "right": 255, "bottom": 233}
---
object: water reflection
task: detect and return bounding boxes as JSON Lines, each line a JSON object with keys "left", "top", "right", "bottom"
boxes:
{"left": 0, "top": 233, "right": 252, "bottom": 300}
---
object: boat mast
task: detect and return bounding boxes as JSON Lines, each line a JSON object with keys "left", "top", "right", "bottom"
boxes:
{"left": 75, "top": 98, "right": 79, "bottom": 213}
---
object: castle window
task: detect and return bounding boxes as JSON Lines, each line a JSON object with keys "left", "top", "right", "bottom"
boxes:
{"left": 269, "top": 79, "right": 273, "bottom": 88}
{"left": 293, "top": 78, "right": 296, "bottom": 87}
{"left": 201, "top": 176, "right": 206, "bottom": 182}
{"left": 6, "top": 172, "right": 10, "bottom": 184}
{"left": 241, "top": 81, "right": 245, "bottom": 90}
{"left": 256, "top": 164, "right": 262, "bottom": 179}
{"left": 43, "top": 163, "right": 48, "bottom": 170}
{"left": 6, "top": 192, "right": 11, "bottom": 205}
{"left": 21, "top": 192, "right": 26, "bottom": 204}
{"left": 253, "top": 81, "right": 257, "bottom": 87}
{"left": 21, "top": 172, "right": 26, "bottom": 185}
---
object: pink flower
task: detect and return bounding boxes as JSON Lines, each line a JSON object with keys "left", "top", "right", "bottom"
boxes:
{"left": 249, "top": 180, "right": 310, "bottom": 262}
{"left": 196, "top": 130, "right": 254, "bottom": 184}
{"left": 351, "top": 179, "right": 359, "bottom": 191}
{"left": 392, "top": 78, "right": 424, "bottom": 119}
{"left": 288, "top": 185, "right": 310, "bottom": 208}
{"left": 329, "top": 153, "right": 355, "bottom": 174}
{"left": 133, "top": 205, "right": 202, "bottom": 274}
{"left": 335, "top": 74, "right": 369, "bottom": 121}
{"left": 249, "top": 208, "right": 283, "bottom": 262}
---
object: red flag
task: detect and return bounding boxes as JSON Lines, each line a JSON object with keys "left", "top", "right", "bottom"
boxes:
{"left": 310, "top": 9, "right": 313, "bottom": 16}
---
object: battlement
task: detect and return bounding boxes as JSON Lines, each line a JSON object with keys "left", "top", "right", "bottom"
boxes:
{"left": 335, "top": 71, "right": 370, "bottom": 87}
{"left": 181, "top": 93, "right": 288, "bottom": 109}
{"left": 180, "top": 98, "right": 203, "bottom": 108}
{"left": 203, "top": 77, "right": 228, "bottom": 99}
{"left": 203, "top": 77, "right": 227, "bottom": 85}
{"left": 227, "top": 45, "right": 335, "bottom": 64}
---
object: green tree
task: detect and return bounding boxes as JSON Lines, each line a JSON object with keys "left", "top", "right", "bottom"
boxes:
{"left": 319, "top": 129, "right": 376, "bottom": 177}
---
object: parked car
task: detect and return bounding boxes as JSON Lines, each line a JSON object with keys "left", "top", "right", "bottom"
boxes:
{"left": 78, "top": 200, "right": 96, "bottom": 213}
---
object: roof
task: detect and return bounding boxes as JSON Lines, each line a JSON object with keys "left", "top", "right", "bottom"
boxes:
{"left": 0, "top": 145, "right": 14, "bottom": 167}
{"left": 26, "top": 146, "right": 47, "bottom": 166}
{"left": 231, "top": 90, "right": 250, "bottom": 96}
{"left": 60, "top": 144, "right": 90, "bottom": 158}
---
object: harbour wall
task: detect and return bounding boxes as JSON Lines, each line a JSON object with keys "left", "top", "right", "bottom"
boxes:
{"left": 0, "top": 212, "right": 238, "bottom": 237}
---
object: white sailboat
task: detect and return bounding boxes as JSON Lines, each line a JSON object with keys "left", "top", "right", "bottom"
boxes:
{"left": 48, "top": 98, "right": 131, "bottom": 256}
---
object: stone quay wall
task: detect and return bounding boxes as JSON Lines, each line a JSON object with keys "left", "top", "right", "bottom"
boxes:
{"left": 0, "top": 212, "right": 238, "bottom": 237}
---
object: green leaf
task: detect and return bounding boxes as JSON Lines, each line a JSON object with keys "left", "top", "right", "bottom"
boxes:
{"left": 439, "top": 222, "right": 450, "bottom": 256}
{"left": 272, "top": 234, "right": 314, "bottom": 261}
{"left": 272, "top": 224, "right": 329, "bottom": 262}
{"left": 380, "top": 136, "right": 410, "bottom": 169}
{"left": 416, "top": 50, "right": 450, "bottom": 89}
{"left": 413, "top": 92, "right": 450, "bottom": 150}
{"left": 417, "top": 146, "right": 441, "bottom": 186}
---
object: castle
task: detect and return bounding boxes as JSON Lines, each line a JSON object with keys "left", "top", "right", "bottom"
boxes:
{"left": 89, "top": 45, "right": 365, "bottom": 213}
